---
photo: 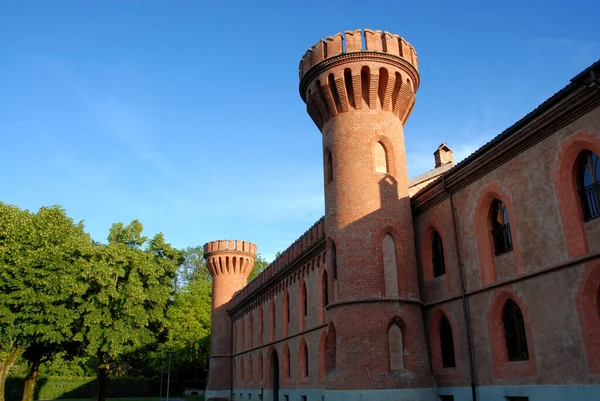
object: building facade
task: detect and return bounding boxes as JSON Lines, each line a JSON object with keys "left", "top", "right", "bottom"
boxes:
{"left": 203, "top": 29, "right": 600, "bottom": 401}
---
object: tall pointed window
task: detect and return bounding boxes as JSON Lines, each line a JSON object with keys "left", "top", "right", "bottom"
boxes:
{"left": 303, "top": 283, "right": 308, "bottom": 316}
{"left": 440, "top": 317, "right": 456, "bottom": 368}
{"left": 388, "top": 320, "right": 404, "bottom": 370}
{"left": 502, "top": 299, "right": 529, "bottom": 361}
{"left": 578, "top": 150, "right": 600, "bottom": 220}
{"left": 270, "top": 300, "right": 276, "bottom": 341}
{"left": 491, "top": 199, "right": 513, "bottom": 255}
{"left": 322, "top": 270, "right": 329, "bottom": 307}
{"left": 374, "top": 141, "right": 389, "bottom": 173}
{"left": 326, "top": 150, "right": 333, "bottom": 183}
{"left": 330, "top": 240, "right": 337, "bottom": 280}
{"left": 432, "top": 231, "right": 446, "bottom": 277}
{"left": 300, "top": 340, "right": 309, "bottom": 378}
{"left": 383, "top": 233, "right": 399, "bottom": 297}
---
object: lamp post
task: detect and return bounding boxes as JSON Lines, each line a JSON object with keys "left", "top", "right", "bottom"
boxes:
{"left": 166, "top": 351, "right": 174, "bottom": 401}
{"left": 159, "top": 358, "right": 166, "bottom": 400}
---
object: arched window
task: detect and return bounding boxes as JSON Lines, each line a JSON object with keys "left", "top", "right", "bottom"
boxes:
{"left": 284, "top": 345, "right": 291, "bottom": 378}
{"left": 432, "top": 231, "right": 446, "bottom": 277}
{"left": 322, "top": 270, "right": 329, "bottom": 307}
{"left": 233, "top": 320, "right": 237, "bottom": 354}
{"left": 440, "top": 317, "right": 456, "bottom": 368}
{"left": 578, "top": 150, "right": 600, "bottom": 220}
{"left": 240, "top": 356, "right": 244, "bottom": 382}
{"left": 326, "top": 150, "right": 333, "bottom": 183}
{"left": 383, "top": 233, "right": 399, "bottom": 297}
{"left": 258, "top": 306, "right": 264, "bottom": 346}
{"left": 248, "top": 355, "right": 253, "bottom": 382}
{"left": 285, "top": 290, "right": 290, "bottom": 320}
{"left": 258, "top": 352, "right": 264, "bottom": 381}
{"left": 303, "top": 342, "right": 309, "bottom": 378}
{"left": 303, "top": 283, "right": 308, "bottom": 316}
{"left": 491, "top": 199, "right": 513, "bottom": 255}
{"left": 502, "top": 299, "right": 529, "bottom": 361}
{"left": 388, "top": 320, "right": 404, "bottom": 370}
{"left": 249, "top": 313, "right": 254, "bottom": 349}
{"left": 270, "top": 300, "right": 276, "bottom": 341}
{"left": 326, "top": 323, "right": 336, "bottom": 372}
{"left": 233, "top": 358, "right": 237, "bottom": 384}
{"left": 330, "top": 240, "right": 337, "bottom": 280}
{"left": 374, "top": 141, "right": 389, "bottom": 173}
{"left": 240, "top": 319, "right": 245, "bottom": 351}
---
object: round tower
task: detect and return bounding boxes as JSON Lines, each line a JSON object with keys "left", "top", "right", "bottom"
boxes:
{"left": 203, "top": 240, "right": 257, "bottom": 401}
{"left": 299, "top": 29, "right": 433, "bottom": 398}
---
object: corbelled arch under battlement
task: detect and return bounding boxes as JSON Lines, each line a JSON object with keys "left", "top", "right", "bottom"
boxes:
{"left": 299, "top": 29, "right": 419, "bottom": 130}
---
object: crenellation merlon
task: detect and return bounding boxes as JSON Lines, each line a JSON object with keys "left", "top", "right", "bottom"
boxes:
{"left": 229, "top": 217, "right": 326, "bottom": 306}
{"left": 204, "top": 239, "right": 257, "bottom": 255}
{"left": 298, "top": 28, "right": 418, "bottom": 80}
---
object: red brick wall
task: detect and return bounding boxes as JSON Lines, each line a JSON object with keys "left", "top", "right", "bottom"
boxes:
{"left": 415, "top": 104, "right": 600, "bottom": 387}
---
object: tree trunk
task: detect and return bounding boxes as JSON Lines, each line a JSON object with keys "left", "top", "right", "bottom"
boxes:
{"left": 93, "top": 363, "right": 110, "bottom": 401}
{"left": 0, "top": 347, "right": 20, "bottom": 401}
{"left": 21, "top": 360, "right": 40, "bottom": 401}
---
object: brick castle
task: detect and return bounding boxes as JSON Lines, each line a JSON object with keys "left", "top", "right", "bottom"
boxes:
{"left": 203, "top": 29, "right": 600, "bottom": 401}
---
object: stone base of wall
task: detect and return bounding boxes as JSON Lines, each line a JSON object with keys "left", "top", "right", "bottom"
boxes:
{"left": 438, "top": 385, "right": 600, "bottom": 401}
{"left": 230, "top": 388, "right": 435, "bottom": 401}
{"left": 205, "top": 389, "right": 232, "bottom": 400}
{"left": 226, "top": 385, "right": 600, "bottom": 401}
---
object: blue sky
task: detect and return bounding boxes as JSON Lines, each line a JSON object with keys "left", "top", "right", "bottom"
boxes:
{"left": 1, "top": 1, "right": 598, "bottom": 262}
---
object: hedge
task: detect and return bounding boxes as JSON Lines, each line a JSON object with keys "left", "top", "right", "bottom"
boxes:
{"left": 6, "top": 376, "right": 151, "bottom": 400}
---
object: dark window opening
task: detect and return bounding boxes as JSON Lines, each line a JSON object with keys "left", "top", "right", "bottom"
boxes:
{"left": 286, "top": 293, "right": 290, "bottom": 323}
{"left": 578, "top": 150, "right": 600, "bottom": 220}
{"left": 439, "top": 396, "right": 454, "bottom": 401}
{"left": 303, "top": 284, "right": 308, "bottom": 316}
{"left": 440, "top": 317, "right": 456, "bottom": 368}
{"left": 303, "top": 344, "right": 309, "bottom": 377}
{"left": 491, "top": 199, "right": 513, "bottom": 255}
{"left": 432, "top": 231, "right": 446, "bottom": 277}
{"left": 331, "top": 240, "right": 337, "bottom": 279}
{"left": 505, "top": 397, "right": 528, "bottom": 401}
{"left": 502, "top": 299, "right": 529, "bottom": 361}
{"left": 286, "top": 348, "right": 291, "bottom": 378}
{"left": 323, "top": 271, "right": 329, "bottom": 307}
{"left": 326, "top": 150, "right": 333, "bottom": 183}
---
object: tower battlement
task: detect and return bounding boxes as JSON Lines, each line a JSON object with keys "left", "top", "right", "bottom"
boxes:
{"left": 299, "top": 29, "right": 418, "bottom": 79}
{"left": 204, "top": 240, "right": 257, "bottom": 277}
{"left": 299, "top": 29, "right": 420, "bottom": 130}
{"left": 203, "top": 239, "right": 257, "bottom": 255}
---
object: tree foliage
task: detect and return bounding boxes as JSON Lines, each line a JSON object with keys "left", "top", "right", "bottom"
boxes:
{"left": 0, "top": 204, "right": 93, "bottom": 401}
{"left": 0, "top": 202, "right": 275, "bottom": 401}
{"left": 76, "top": 220, "right": 181, "bottom": 401}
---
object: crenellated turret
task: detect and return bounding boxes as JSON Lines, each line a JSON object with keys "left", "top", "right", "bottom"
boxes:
{"left": 299, "top": 29, "right": 419, "bottom": 130}
{"left": 204, "top": 240, "right": 257, "bottom": 276}
{"left": 298, "top": 29, "right": 433, "bottom": 397}
{"left": 204, "top": 239, "right": 257, "bottom": 401}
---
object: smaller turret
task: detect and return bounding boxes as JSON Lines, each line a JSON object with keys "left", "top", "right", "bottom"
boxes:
{"left": 204, "top": 239, "right": 257, "bottom": 401}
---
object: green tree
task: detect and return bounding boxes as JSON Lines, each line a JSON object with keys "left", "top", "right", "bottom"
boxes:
{"left": 77, "top": 220, "right": 181, "bottom": 401}
{"left": 247, "top": 253, "right": 269, "bottom": 282}
{"left": 174, "top": 246, "right": 208, "bottom": 291}
{"left": 0, "top": 204, "right": 93, "bottom": 401}
{"left": 163, "top": 274, "right": 211, "bottom": 386}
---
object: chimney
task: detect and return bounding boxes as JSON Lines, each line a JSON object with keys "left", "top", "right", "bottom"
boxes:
{"left": 434, "top": 143, "right": 454, "bottom": 168}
